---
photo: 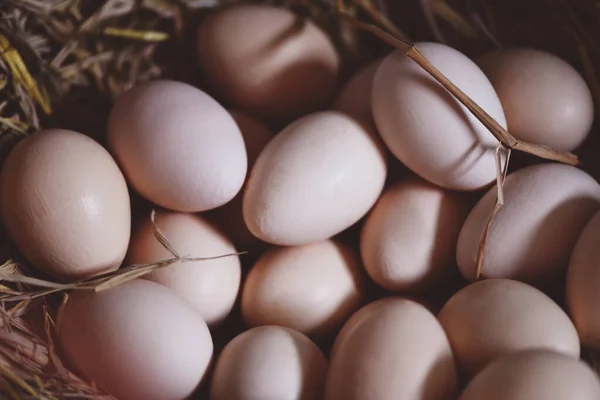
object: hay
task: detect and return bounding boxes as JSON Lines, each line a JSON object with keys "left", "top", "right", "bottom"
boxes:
{"left": 0, "top": 0, "right": 599, "bottom": 398}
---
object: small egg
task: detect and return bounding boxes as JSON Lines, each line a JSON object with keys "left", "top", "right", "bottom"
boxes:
{"left": 243, "top": 111, "right": 387, "bottom": 245}
{"left": 334, "top": 59, "right": 382, "bottom": 125}
{"left": 210, "top": 326, "right": 327, "bottom": 400}
{"left": 241, "top": 240, "right": 365, "bottom": 338}
{"left": 210, "top": 111, "right": 273, "bottom": 250}
{"left": 457, "top": 163, "right": 600, "bottom": 283}
{"left": 0, "top": 129, "right": 131, "bottom": 281}
{"left": 567, "top": 210, "right": 600, "bottom": 348}
{"left": 107, "top": 79, "right": 247, "bottom": 212}
{"left": 438, "top": 279, "right": 580, "bottom": 378}
{"left": 127, "top": 211, "right": 241, "bottom": 327}
{"left": 197, "top": 4, "right": 340, "bottom": 125}
{"left": 325, "top": 298, "right": 458, "bottom": 400}
{"left": 360, "top": 177, "right": 469, "bottom": 292}
{"left": 476, "top": 48, "right": 594, "bottom": 151}
{"left": 372, "top": 42, "right": 506, "bottom": 191}
{"left": 459, "top": 350, "right": 600, "bottom": 400}
{"left": 57, "top": 279, "right": 213, "bottom": 400}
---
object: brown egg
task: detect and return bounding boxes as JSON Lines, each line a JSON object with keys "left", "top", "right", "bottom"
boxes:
{"left": 567, "top": 210, "right": 600, "bottom": 348}
{"left": 210, "top": 326, "right": 327, "bottom": 400}
{"left": 477, "top": 48, "right": 594, "bottom": 151}
{"left": 372, "top": 42, "right": 506, "bottom": 191}
{"left": 334, "top": 59, "right": 382, "bottom": 125}
{"left": 325, "top": 298, "right": 458, "bottom": 400}
{"left": 360, "top": 177, "right": 469, "bottom": 292}
{"left": 0, "top": 129, "right": 131, "bottom": 281}
{"left": 459, "top": 350, "right": 600, "bottom": 400}
{"left": 58, "top": 279, "right": 213, "bottom": 400}
{"left": 127, "top": 211, "right": 241, "bottom": 327}
{"left": 241, "top": 240, "right": 365, "bottom": 338}
{"left": 210, "top": 111, "right": 273, "bottom": 250}
{"left": 438, "top": 279, "right": 580, "bottom": 378}
{"left": 457, "top": 163, "right": 600, "bottom": 283}
{"left": 108, "top": 80, "right": 247, "bottom": 212}
{"left": 243, "top": 111, "right": 387, "bottom": 246}
{"left": 197, "top": 4, "right": 340, "bottom": 125}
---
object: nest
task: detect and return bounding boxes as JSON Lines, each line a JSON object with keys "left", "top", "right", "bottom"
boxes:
{"left": 1, "top": 0, "right": 600, "bottom": 398}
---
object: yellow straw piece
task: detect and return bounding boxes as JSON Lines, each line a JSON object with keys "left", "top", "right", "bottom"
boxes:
{"left": 0, "top": 34, "right": 52, "bottom": 116}
{"left": 0, "top": 117, "right": 29, "bottom": 134}
{"left": 103, "top": 27, "right": 170, "bottom": 42}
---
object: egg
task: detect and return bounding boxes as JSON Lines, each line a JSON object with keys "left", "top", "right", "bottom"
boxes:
{"left": 210, "top": 111, "right": 273, "bottom": 250}
{"left": 438, "top": 279, "right": 579, "bottom": 378}
{"left": 197, "top": 4, "right": 340, "bottom": 125}
{"left": 566, "top": 210, "right": 600, "bottom": 348}
{"left": 107, "top": 79, "right": 247, "bottom": 212}
{"left": 334, "top": 59, "right": 382, "bottom": 125}
{"left": 457, "top": 163, "right": 600, "bottom": 283}
{"left": 243, "top": 111, "right": 387, "bottom": 245}
{"left": 476, "top": 48, "right": 594, "bottom": 151}
{"left": 360, "top": 177, "right": 469, "bottom": 292}
{"left": 0, "top": 129, "right": 131, "bottom": 281}
{"left": 57, "top": 279, "right": 213, "bottom": 400}
{"left": 241, "top": 240, "right": 365, "bottom": 338}
{"left": 210, "top": 326, "right": 327, "bottom": 400}
{"left": 372, "top": 42, "right": 506, "bottom": 191}
{"left": 459, "top": 350, "right": 600, "bottom": 400}
{"left": 325, "top": 298, "right": 458, "bottom": 400}
{"left": 126, "top": 211, "right": 241, "bottom": 327}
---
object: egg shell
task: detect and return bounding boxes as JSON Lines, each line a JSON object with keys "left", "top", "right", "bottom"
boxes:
{"left": 360, "top": 177, "right": 469, "bottom": 292}
{"left": 210, "top": 325, "right": 327, "bottom": 400}
{"left": 107, "top": 79, "right": 247, "bottom": 212}
{"left": 334, "top": 59, "right": 382, "bottom": 125}
{"left": 325, "top": 298, "right": 458, "bottom": 400}
{"left": 57, "top": 279, "right": 213, "bottom": 400}
{"left": 476, "top": 48, "right": 594, "bottom": 152}
{"left": 459, "top": 350, "right": 600, "bottom": 400}
{"left": 372, "top": 42, "right": 507, "bottom": 191}
{"left": 241, "top": 240, "right": 365, "bottom": 338}
{"left": 438, "top": 279, "right": 579, "bottom": 378}
{"left": 0, "top": 129, "right": 131, "bottom": 281}
{"left": 210, "top": 111, "right": 273, "bottom": 250}
{"left": 243, "top": 111, "right": 387, "bottom": 246}
{"left": 567, "top": 210, "right": 600, "bottom": 348}
{"left": 457, "top": 163, "right": 600, "bottom": 283}
{"left": 197, "top": 4, "right": 340, "bottom": 125}
{"left": 126, "top": 211, "right": 241, "bottom": 327}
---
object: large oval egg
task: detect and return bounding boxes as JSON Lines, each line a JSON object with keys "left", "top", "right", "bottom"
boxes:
{"left": 325, "top": 298, "right": 458, "bottom": 400}
{"left": 107, "top": 80, "right": 247, "bottom": 212}
{"left": 457, "top": 163, "right": 600, "bottom": 283}
{"left": 241, "top": 240, "right": 365, "bottom": 338}
{"left": 438, "top": 279, "right": 580, "bottom": 378}
{"left": 57, "top": 279, "right": 213, "bottom": 400}
{"left": 372, "top": 42, "right": 506, "bottom": 190}
{"left": 127, "top": 211, "right": 241, "bottom": 327}
{"left": 361, "top": 177, "right": 469, "bottom": 292}
{"left": 459, "top": 350, "right": 600, "bottom": 400}
{"left": 476, "top": 48, "right": 594, "bottom": 151}
{"left": 0, "top": 129, "right": 131, "bottom": 281}
{"left": 197, "top": 4, "right": 340, "bottom": 125}
{"left": 243, "top": 111, "right": 387, "bottom": 245}
{"left": 334, "top": 59, "right": 382, "bottom": 125}
{"left": 210, "top": 326, "right": 327, "bottom": 400}
{"left": 567, "top": 210, "right": 600, "bottom": 348}
{"left": 210, "top": 110, "right": 273, "bottom": 250}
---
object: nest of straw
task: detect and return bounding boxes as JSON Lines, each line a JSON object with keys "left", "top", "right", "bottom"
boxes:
{"left": 1, "top": 0, "right": 600, "bottom": 398}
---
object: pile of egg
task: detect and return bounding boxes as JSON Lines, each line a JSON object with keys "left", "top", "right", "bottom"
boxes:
{"left": 4, "top": 4, "right": 600, "bottom": 400}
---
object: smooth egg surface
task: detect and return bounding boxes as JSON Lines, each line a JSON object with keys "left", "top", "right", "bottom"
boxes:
{"left": 108, "top": 79, "right": 247, "bottom": 212}
{"left": 372, "top": 42, "right": 506, "bottom": 191}
{"left": 0, "top": 129, "right": 131, "bottom": 281}
{"left": 334, "top": 59, "right": 382, "bottom": 125}
{"left": 243, "top": 111, "right": 387, "bottom": 246}
{"left": 57, "top": 279, "right": 213, "bottom": 400}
